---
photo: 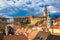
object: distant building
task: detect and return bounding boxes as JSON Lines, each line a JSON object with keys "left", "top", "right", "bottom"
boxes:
{"left": 7, "top": 18, "right": 14, "bottom": 24}
{"left": 51, "top": 18, "right": 60, "bottom": 26}
{"left": 13, "top": 15, "right": 36, "bottom": 28}
{"left": 0, "top": 18, "right": 9, "bottom": 29}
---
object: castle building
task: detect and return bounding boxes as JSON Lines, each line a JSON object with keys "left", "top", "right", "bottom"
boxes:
{"left": 13, "top": 15, "right": 36, "bottom": 28}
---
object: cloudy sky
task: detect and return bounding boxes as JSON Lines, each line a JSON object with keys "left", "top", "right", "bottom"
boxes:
{"left": 0, "top": 0, "right": 60, "bottom": 18}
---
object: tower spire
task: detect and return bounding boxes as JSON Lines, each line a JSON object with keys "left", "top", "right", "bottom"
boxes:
{"left": 44, "top": 1, "right": 47, "bottom": 17}
{"left": 44, "top": 5, "right": 47, "bottom": 17}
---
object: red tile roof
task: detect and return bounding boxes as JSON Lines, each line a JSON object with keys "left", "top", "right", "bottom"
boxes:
{"left": 15, "top": 28, "right": 25, "bottom": 35}
{"left": 28, "top": 30, "right": 39, "bottom": 40}
{"left": 39, "top": 16, "right": 47, "bottom": 18}
{"left": 3, "top": 35, "right": 28, "bottom": 40}
{"left": 27, "top": 29, "right": 32, "bottom": 34}
{"left": 51, "top": 26, "right": 60, "bottom": 29}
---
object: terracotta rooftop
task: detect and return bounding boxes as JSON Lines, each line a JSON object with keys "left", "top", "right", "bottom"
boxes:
{"left": 15, "top": 28, "right": 39, "bottom": 40}
{"left": 39, "top": 24, "right": 60, "bottom": 29}
{"left": 39, "top": 23, "right": 47, "bottom": 27}
{"left": 28, "top": 30, "right": 39, "bottom": 40}
{"left": 26, "top": 29, "right": 32, "bottom": 34}
{"left": 51, "top": 26, "right": 60, "bottom": 29}
{"left": 39, "top": 16, "right": 47, "bottom": 18}
{"left": 3, "top": 35, "right": 28, "bottom": 40}
{"left": 15, "top": 28, "right": 25, "bottom": 35}
{"left": 52, "top": 18, "right": 60, "bottom": 21}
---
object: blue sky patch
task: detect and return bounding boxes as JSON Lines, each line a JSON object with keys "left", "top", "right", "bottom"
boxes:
{"left": 0, "top": 0, "right": 60, "bottom": 18}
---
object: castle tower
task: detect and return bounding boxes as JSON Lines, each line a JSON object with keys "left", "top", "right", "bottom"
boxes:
{"left": 44, "top": 5, "right": 47, "bottom": 17}
{"left": 44, "top": 5, "right": 51, "bottom": 28}
{"left": 44, "top": 5, "right": 51, "bottom": 32}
